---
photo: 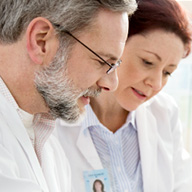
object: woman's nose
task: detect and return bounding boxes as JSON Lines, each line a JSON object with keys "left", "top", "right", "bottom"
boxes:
{"left": 145, "top": 72, "right": 163, "bottom": 91}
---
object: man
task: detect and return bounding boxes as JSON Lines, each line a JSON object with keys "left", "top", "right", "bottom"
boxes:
{"left": 0, "top": 0, "right": 137, "bottom": 191}
{"left": 55, "top": 0, "right": 192, "bottom": 191}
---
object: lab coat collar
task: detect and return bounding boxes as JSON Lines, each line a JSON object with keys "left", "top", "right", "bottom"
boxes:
{"left": 136, "top": 103, "right": 158, "bottom": 192}
{"left": 0, "top": 93, "right": 49, "bottom": 192}
{"left": 56, "top": 105, "right": 103, "bottom": 169}
{"left": 76, "top": 128, "right": 103, "bottom": 170}
{"left": 76, "top": 105, "right": 103, "bottom": 169}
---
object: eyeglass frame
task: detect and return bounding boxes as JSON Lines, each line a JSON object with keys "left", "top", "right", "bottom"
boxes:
{"left": 52, "top": 23, "right": 122, "bottom": 74}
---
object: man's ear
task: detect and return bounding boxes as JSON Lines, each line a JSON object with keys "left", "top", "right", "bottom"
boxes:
{"left": 26, "top": 17, "right": 56, "bottom": 65}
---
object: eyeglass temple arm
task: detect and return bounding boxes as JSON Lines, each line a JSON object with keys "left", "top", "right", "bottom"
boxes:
{"left": 52, "top": 23, "right": 113, "bottom": 68}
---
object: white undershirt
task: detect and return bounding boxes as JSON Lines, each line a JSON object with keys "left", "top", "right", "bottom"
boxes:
{"left": 19, "top": 108, "right": 35, "bottom": 146}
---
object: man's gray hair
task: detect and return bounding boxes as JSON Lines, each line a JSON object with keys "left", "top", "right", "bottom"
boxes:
{"left": 0, "top": 0, "right": 137, "bottom": 43}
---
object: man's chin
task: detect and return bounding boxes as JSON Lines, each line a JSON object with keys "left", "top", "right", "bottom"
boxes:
{"left": 49, "top": 100, "right": 87, "bottom": 124}
{"left": 60, "top": 110, "right": 86, "bottom": 125}
{"left": 74, "top": 111, "right": 86, "bottom": 124}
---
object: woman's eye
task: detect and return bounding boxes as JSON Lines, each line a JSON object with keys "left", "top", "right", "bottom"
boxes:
{"left": 163, "top": 71, "right": 171, "bottom": 77}
{"left": 143, "top": 59, "right": 153, "bottom": 65}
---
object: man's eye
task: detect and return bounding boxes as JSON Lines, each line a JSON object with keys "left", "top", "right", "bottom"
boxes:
{"left": 98, "top": 60, "right": 106, "bottom": 66}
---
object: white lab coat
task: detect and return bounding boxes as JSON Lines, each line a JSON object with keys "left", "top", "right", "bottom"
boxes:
{"left": 0, "top": 93, "right": 71, "bottom": 192}
{"left": 56, "top": 92, "right": 192, "bottom": 192}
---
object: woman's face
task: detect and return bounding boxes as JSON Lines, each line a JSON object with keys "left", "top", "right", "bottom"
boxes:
{"left": 114, "top": 29, "right": 185, "bottom": 111}
{"left": 94, "top": 181, "right": 102, "bottom": 191}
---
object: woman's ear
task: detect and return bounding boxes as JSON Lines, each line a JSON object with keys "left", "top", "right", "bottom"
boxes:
{"left": 26, "top": 17, "right": 56, "bottom": 65}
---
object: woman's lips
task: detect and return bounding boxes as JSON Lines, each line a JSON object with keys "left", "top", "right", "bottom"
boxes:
{"left": 132, "top": 87, "right": 147, "bottom": 100}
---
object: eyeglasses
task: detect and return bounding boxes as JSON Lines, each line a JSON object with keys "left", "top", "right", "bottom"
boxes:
{"left": 53, "top": 23, "right": 122, "bottom": 74}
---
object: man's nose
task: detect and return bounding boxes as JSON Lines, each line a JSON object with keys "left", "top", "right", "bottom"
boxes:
{"left": 97, "top": 70, "right": 119, "bottom": 92}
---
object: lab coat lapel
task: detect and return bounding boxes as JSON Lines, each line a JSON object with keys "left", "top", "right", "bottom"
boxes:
{"left": 77, "top": 127, "right": 103, "bottom": 170}
{"left": 1, "top": 94, "right": 49, "bottom": 192}
{"left": 136, "top": 104, "right": 158, "bottom": 192}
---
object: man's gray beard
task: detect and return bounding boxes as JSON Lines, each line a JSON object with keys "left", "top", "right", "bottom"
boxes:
{"left": 34, "top": 45, "right": 101, "bottom": 123}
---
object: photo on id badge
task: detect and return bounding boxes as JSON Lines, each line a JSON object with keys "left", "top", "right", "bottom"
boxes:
{"left": 83, "top": 169, "right": 111, "bottom": 192}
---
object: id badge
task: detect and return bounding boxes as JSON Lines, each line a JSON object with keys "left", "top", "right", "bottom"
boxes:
{"left": 83, "top": 169, "right": 111, "bottom": 192}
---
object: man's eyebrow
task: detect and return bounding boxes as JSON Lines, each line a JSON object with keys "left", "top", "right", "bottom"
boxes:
{"left": 97, "top": 52, "right": 118, "bottom": 61}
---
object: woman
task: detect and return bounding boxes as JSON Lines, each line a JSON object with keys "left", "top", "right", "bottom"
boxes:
{"left": 56, "top": 0, "right": 192, "bottom": 191}
{"left": 93, "top": 179, "right": 105, "bottom": 192}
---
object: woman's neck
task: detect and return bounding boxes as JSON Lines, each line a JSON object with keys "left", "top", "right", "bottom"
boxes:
{"left": 90, "top": 92, "right": 129, "bottom": 133}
